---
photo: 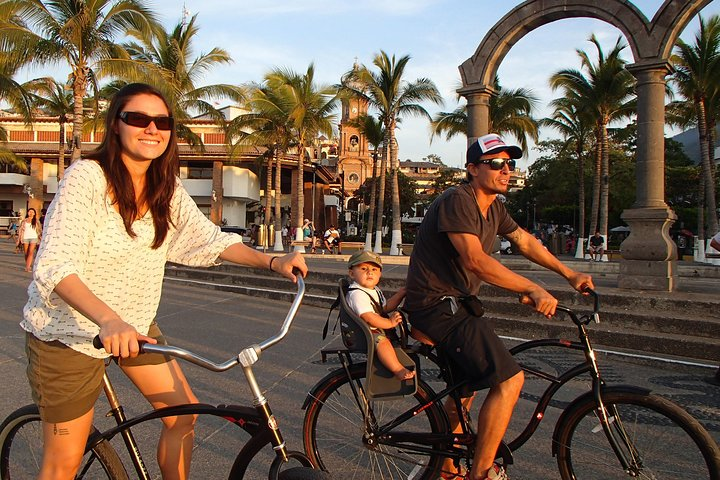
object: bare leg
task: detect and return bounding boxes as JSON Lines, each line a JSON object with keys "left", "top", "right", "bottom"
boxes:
{"left": 375, "top": 339, "right": 414, "bottom": 380}
{"left": 39, "top": 408, "right": 95, "bottom": 479}
{"left": 122, "top": 360, "right": 199, "bottom": 480}
{"left": 441, "top": 395, "right": 475, "bottom": 476}
{"left": 23, "top": 242, "right": 34, "bottom": 271}
{"left": 468, "top": 371, "right": 524, "bottom": 480}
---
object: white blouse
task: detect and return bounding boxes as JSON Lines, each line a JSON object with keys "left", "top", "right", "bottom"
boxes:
{"left": 22, "top": 160, "right": 243, "bottom": 358}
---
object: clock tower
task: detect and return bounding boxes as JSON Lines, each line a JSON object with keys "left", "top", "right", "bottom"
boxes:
{"left": 338, "top": 66, "right": 372, "bottom": 196}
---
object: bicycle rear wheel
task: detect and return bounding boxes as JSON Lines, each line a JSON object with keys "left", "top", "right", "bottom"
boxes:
{"left": 0, "top": 404, "right": 128, "bottom": 479}
{"left": 303, "top": 362, "right": 449, "bottom": 480}
{"left": 555, "top": 390, "right": 720, "bottom": 479}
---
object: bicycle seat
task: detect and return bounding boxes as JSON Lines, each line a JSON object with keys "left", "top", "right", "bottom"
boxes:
{"left": 337, "top": 279, "right": 418, "bottom": 400}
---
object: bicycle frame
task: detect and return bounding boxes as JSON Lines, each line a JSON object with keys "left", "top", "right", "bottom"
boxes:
{"left": 314, "top": 347, "right": 500, "bottom": 467}
{"left": 310, "top": 289, "right": 647, "bottom": 474}
{"left": 511, "top": 292, "right": 648, "bottom": 473}
{"left": 88, "top": 274, "right": 313, "bottom": 479}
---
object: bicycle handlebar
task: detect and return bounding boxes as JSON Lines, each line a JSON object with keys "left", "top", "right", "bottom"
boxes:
{"left": 519, "top": 287, "right": 599, "bottom": 326}
{"left": 93, "top": 273, "right": 306, "bottom": 371}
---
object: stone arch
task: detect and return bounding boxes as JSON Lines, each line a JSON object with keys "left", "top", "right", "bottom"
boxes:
{"left": 458, "top": 0, "right": 712, "bottom": 291}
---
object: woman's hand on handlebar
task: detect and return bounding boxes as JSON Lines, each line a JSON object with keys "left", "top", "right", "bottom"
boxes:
{"left": 96, "top": 318, "right": 156, "bottom": 358}
{"left": 272, "top": 252, "right": 308, "bottom": 282}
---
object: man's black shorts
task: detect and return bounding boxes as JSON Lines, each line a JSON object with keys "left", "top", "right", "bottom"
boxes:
{"left": 409, "top": 298, "right": 521, "bottom": 392}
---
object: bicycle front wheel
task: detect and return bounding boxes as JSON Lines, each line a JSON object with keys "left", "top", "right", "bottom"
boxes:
{"left": 555, "top": 390, "right": 720, "bottom": 479}
{"left": 303, "top": 363, "right": 449, "bottom": 480}
{"left": 0, "top": 404, "right": 128, "bottom": 479}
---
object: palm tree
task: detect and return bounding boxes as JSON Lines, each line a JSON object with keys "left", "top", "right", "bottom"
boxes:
{"left": 0, "top": 0, "right": 162, "bottom": 161}
{"left": 431, "top": 78, "right": 540, "bottom": 151}
{"left": 349, "top": 114, "right": 385, "bottom": 250}
{"left": 541, "top": 98, "right": 594, "bottom": 253}
{"left": 25, "top": 77, "right": 73, "bottom": 180}
{"left": 264, "top": 64, "right": 337, "bottom": 249}
{"left": 228, "top": 81, "right": 296, "bottom": 251}
{"left": 0, "top": 56, "right": 32, "bottom": 172}
{"left": 550, "top": 35, "right": 635, "bottom": 237}
{"left": 115, "top": 13, "right": 246, "bottom": 147}
{"left": 345, "top": 51, "right": 442, "bottom": 254}
{"left": 670, "top": 14, "right": 720, "bottom": 241}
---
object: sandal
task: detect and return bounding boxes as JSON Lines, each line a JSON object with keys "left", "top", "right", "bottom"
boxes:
{"left": 439, "top": 465, "right": 467, "bottom": 479}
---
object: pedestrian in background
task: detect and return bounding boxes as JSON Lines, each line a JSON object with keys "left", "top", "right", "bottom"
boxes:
{"left": 17, "top": 207, "right": 42, "bottom": 272}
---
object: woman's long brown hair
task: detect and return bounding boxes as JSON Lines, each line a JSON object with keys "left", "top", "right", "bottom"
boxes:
{"left": 26, "top": 208, "right": 38, "bottom": 228}
{"left": 86, "top": 83, "right": 179, "bottom": 248}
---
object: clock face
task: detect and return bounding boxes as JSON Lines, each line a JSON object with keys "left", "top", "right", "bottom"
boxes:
{"left": 351, "top": 106, "right": 358, "bottom": 114}
{"left": 348, "top": 173, "right": 359, "bottom": 184}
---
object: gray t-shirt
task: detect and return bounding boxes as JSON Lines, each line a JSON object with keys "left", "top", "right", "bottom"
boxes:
{"left": 405, "top": 183, "right": 518, "bottom": 311}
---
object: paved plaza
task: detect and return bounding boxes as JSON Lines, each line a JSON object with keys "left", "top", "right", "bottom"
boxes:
{"left": 0, "top": 239, "right": 718, "bottom": 478}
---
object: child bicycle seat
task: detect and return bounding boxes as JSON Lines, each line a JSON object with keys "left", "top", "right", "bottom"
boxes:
{"left": 337, "top": 279, "right": 418, "bottom": 400}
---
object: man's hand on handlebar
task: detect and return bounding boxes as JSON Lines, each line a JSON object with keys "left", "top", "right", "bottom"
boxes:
{"left": 521, "top": 287, "right": 558, "bottom": 318}
{"left": 96, "top": 318, "right": 156, "bottom": 358}
{"left": 273, "top": 252, "right": 308, "bottom": 282}
{"left": 567, "top": 271, "right": 594, "bottom": 294}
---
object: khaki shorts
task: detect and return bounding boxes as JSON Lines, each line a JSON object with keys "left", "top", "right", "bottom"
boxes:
{"left": 25, "top": 323, "right": 169, "bottom": 423}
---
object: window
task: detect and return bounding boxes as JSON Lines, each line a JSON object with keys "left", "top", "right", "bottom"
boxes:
{"left": 186, "top": 161, "right": 214, "bottom": 179}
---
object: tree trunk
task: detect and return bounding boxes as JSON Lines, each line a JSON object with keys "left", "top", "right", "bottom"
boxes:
{"left": 598, "top": 122, "right": 609, "bottom": 236}
{"left": 294, "top": 142, "right": 306, "bottom": 249}
{"left": 274, "top": 148, "right": 284, "bottom": 251}
{"left": 699, "top": 102, "right": 718, "bottom": 236}
{"left": 389, "top": 127, "right": 402, "bottom": 255}
{"left": 57, "top": 121, "right": 66, "bottom": 181}
{"left": 588, "top": 129, "right": 602, "bottom": 236}
{"left": 373, "top": 140, "right": 388, "bottom": 253}
{"left": 365, "top": 151, "right": 379, "bottom": 251}
{"left": 265, "top": 152, "right": 273, "bottom": 240}
{"left": 697, "top": 174, "right": 706, "bottom": 241}
{"left": 210, "top": 161, "right": 224, "bottom": 225}
{"left": 576, "top": 143, "right": 586, "bottom": 257}
{"left": 71, "top": 68, "right": 87, "bottom": 162}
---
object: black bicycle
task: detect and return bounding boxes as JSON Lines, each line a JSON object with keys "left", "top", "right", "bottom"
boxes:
{"left": 302, "top": 284, "right": 720, "bottom": 479}
{"left": 0, "top": 275, "right": 331, "bottom": 480}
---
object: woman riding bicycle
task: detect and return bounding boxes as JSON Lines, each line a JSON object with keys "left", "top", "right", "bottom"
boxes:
{"left": 21, "top": 83, "right": 307, "bottom": 480}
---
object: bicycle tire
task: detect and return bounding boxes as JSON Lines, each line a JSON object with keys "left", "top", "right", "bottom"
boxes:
{"left": 0, "top": 404, "right": 128, "bottom": 480}
{"left": 278, "top": 466, "right": 334, "bottom": 479}
{"left": 555, "top": 389, "right": 720, "bottom": 479}
{"left": 303, "top": 362, "right": 449, "bottom": 480}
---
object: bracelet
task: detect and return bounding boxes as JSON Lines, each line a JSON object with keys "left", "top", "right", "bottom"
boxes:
{"left": 269, "top": 256, "right": 277, "bottom": 272}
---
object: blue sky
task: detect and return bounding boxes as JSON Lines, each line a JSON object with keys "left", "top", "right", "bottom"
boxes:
{"left": 18, "top": 1, "right": 720, "bottom": 169}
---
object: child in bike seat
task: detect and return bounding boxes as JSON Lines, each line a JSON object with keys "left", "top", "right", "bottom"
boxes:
{"left": 345, "top": 250, "right": 415, "bottom": 380}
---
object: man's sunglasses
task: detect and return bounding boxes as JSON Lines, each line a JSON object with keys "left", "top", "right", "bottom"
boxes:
{"left": 473, "top": 158, "right": 516, "bottom": 171}
{"left": 118, "top": 111, "right": 174, "bottom": 131}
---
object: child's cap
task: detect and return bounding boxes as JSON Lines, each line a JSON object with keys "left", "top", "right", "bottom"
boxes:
{"left": 348, "top": 250, "right": 382, "bottom": 270}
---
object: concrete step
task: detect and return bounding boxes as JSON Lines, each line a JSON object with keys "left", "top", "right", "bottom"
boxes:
{"left": 487, "top": 311, "right": 720, "bottom": 361}
{"left": 164, "top": 263, "right": 720, "bottom": 361}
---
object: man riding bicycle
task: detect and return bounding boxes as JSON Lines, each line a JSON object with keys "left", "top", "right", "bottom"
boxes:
{"left": 404, "top": 133, "right": 593, "bottom": 480}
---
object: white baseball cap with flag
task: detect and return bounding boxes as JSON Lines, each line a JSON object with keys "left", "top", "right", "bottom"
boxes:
{"left": 466, "top": 133, "right": 523, "bottom": 164}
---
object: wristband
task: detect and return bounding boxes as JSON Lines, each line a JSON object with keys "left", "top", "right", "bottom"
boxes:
{"left": 269, "top": 256, "right": 277, "bottom": 272}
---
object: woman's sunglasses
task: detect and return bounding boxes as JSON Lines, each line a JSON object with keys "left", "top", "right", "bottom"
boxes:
{"left": 473, "top": 158, "right": 516, "bottom": 171}
{"left": 118, "top": 111, "right": 174, "bottom": 131}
